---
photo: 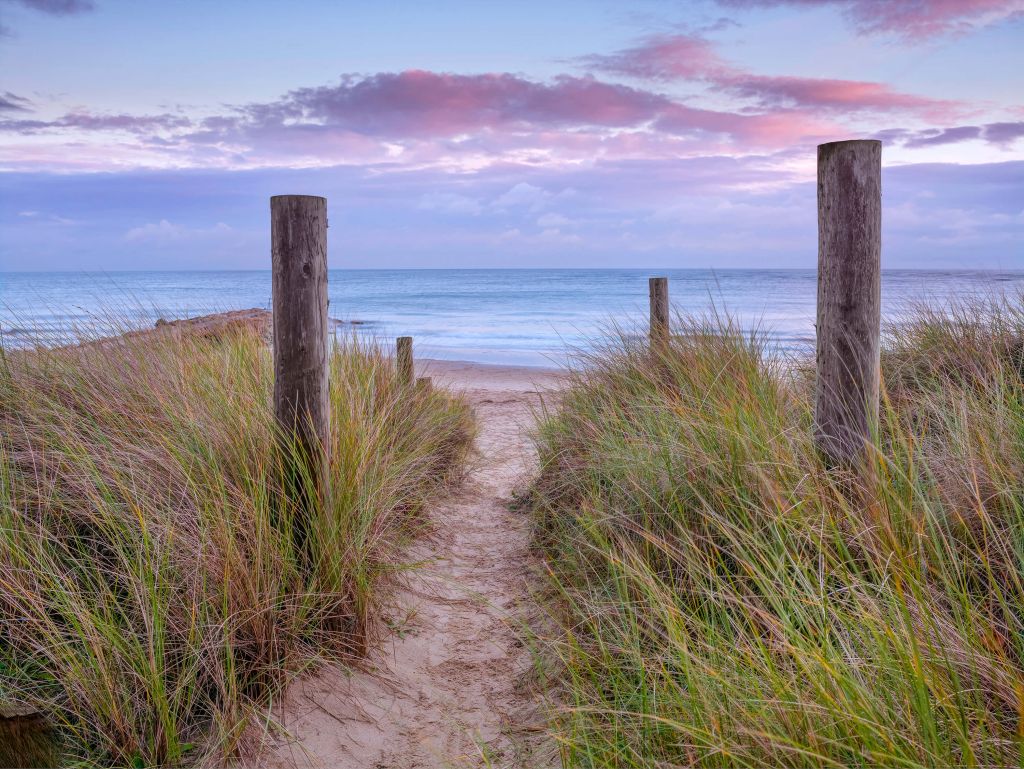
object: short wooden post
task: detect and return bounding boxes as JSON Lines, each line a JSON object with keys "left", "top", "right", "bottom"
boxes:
{"left": 415, "top": 376, "right": 433, "bottom": 394}
{"left": 814, "top": 140, "right": 882, "bottom": 465}
{"left": 649, "top": 277, "right": 669, "bottom": 351}
{"left": 1, "top": 706, "right": 56, "bottom": 768}
{"left": 397, "top": 336, "right": 413, "bottom": 387}
{"left": 271, "top": 195, "right": 329, "bottom": 544}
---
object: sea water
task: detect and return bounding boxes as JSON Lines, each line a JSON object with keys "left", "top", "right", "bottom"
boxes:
{"left": 2, "top": 269, "right": 1023, "bottom": 367}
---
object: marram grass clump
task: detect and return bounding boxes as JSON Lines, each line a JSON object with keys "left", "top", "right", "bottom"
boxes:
{"left": 525, "top": 299, "right": 1024, "bottom": 768}
{"left": 0, "top": 319, "right": 473, "bottom": 767}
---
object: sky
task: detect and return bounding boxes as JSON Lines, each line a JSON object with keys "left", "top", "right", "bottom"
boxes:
{"left": 0, "top": 0, "right": 1022, "bottom": 270}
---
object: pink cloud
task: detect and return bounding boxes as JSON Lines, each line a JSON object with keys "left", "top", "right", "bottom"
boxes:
{"left": 178, "top": 70, "right": 840, "bottom": 164}
{"left": 719, "top": 75, "right": 956, "bottom": 118}
{"left": 0, "top": 65, "right": 1001, "bottom": 175}
{"left": 580, "top": 34, "right": 730, "bottom": 81}
{"left": 717, "top": 0, "right": 1024, "bottom": 39}
{"left": 583, "top": 33, "right": 960, "bottom": 119}
{"left": 269, "top": 71, "right": 669, "bottom": 137}
{"left": 655, "top": 102, "right": 842, "bottom": 146}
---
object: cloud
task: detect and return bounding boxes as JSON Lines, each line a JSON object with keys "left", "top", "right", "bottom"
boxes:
{"left": 0, "top": 69, "right": 863, "bottom": 173}
{"left": 492, "top": 182, "right": 553, "bottom": 210}
{"left": 720, "top": 75, "right": 954, "bottom": 117}
{"left": 0, "top": 92, "right": 32, "bottom": 113}
{"left": 582, "top": 33, "right": 959, "bottom": 119}
{"left": 416, "top": 191, "right": 483, "bottom": 215}
{"left": 3, "top": 159, "right": 1021, "bottom": 269}
{"left": 0, "top": 110, "right": 191, "bottom": 134}
{"left": 537, "top": 212, "right": 572, "bottom": 228}
{"left": 716, "top": 0, "right": 1024, "bottom": 40}
{"left": 15, "top": 208, "right": 77, "bottom": 224}
{"left": 985, "top": 122, "right": 1024, "bottom": 146}
{"left": 580, "top": 34, "right": 729, "bottom": 81}
{"left": 229, "top": 71, "right": 670, "bottom": 139}
{"left": 3, "top": 0, "right": 95, "bottom": 14}
{"left": 193, "top": 70, "right": 862, "bottom": 157}
{"left": 878, "top": 121, "right": 1024, "bottom": 148}
{"left": 0, "top": 0, "right": 93, "bottom": 35}
{"left": 123, "top": 219, "right": 233, "bottom": 243}
{"left": 905, "top": 125, "right": 983, "bottom": 148}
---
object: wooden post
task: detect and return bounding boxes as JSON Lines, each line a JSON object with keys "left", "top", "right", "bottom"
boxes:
{"left": 649, "top": 277, "right": 669, "bottom": 351}
{"left": 397, "top": 336, "right": 413, "bottom": 387}
{"left": 814, "top": 140, "right": 882, "bottom": 465}
{"left": 271, "top": 195, "right": 329, "bottom": 537}
{"left": 1, "top": 706, "right": 57, "bottom": 769}
{"left": 416, "top": 376, "right": 433, "bottom": 394}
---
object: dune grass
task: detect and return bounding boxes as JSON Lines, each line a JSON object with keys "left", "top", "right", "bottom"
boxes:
{"left": 525, "top": 298, "right": 1024, "bottom": 768}
{"left": 0, "top": 319, "right": 473, "bottom": 766}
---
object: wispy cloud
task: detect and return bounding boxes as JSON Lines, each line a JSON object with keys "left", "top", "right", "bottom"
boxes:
{"left": 876, "top": 121, "right": 1024, "bottom": 148}
{"left": 123, "top": 219, "right": 233, "bottom": 243}
{"left": 2, "top": 0, "right": 95, "bottom": 15}
{"left": 0, "top": 91, "right": 32, "bottom": 113}
{"left": 0, "top": 0, "right": 94, "bottom": 38}
{"left": 0, "top": 110, "right": 191, "bottom": 134}
{"left": 582, "top": 33, "right": 960, "bottom": 119}
{"left": 716, "top": 0, "right": 1024, "bottom": 40}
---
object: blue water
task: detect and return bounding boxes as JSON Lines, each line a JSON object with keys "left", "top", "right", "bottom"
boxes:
{"left": 2, "top": 269, "right": 1023, "bottom": 366}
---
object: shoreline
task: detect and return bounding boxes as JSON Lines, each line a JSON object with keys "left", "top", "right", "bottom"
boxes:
{"left": 419, "top": 357, "right": 566, "bottom": 394}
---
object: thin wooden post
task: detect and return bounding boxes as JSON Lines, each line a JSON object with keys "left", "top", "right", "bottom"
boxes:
{"left": 814, "top": 140, "right": 882, "bottom": 465}
{"left": 649, "top": 277, "right": 669, "bottom": 351}
{"left": 397, "top": 336, "right": 413, "bottom": 387}
{"left": 271, "top": 195, "right": 329, "bottom": 542}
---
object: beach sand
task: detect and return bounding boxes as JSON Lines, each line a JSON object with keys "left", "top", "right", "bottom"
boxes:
{"left": 267, "top": 359, "right": 564, "bottom": 769}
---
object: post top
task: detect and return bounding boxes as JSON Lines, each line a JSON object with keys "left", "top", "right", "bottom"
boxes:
{"left": 270, "top": 194, "right": 327, "bottom": 203}
{"left": 817, "top": 139, "right": 881, "bottom": 152}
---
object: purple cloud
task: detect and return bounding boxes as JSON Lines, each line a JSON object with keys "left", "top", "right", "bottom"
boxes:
{"left": 716, "top": 0, "right": 1024, "bottom": 40}
{"left": 985, "top": 122, "right": 1024, "bottom": 146}
{"left": 0, "top": 91, "right": 32, "bottom": 113}
{"left": 905, "top": 125, "right": 983, "bottom": 148}
{"left": 0, "top": 110, "right": 192, "bottom": 134}
{"left": 882, "top": 122, "right": 1024, "bottom": 149}
{"left": 4, "top": 0, "right": 95, "bottom": 14}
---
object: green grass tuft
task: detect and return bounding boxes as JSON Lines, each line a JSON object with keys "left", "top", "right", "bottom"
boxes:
{"left": 0, "top": 320, "right": 474, "bottom": 766}
{"left": 525, "top": 299, "right": 1024, "bottom": 768}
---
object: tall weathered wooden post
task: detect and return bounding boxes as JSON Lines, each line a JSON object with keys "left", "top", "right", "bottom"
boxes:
{"left": 397, "top": 336, "right": 414, "bottom": 387}
{"left": 271, "top": 194, "right": 329, "bottom": 540}
{"left": 649, "top": 277, "right": 669, "bottom": 352}
{"left": 814, "top": 140, "right": 882, "bottom": 465}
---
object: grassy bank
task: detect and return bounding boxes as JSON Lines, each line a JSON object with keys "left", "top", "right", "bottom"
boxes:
{"left": 526, "top": 300, "right": 1024, "bottom": 768}
{"left": 0, "top": 320, "right": 473, "bottom": 766}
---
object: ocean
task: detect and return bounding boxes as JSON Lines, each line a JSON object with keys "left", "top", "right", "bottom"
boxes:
{"left": 2, "top": 269, "right": 1023, "bottom": 367}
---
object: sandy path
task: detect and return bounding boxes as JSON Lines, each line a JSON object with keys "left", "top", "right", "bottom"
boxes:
{"left": 269, "top": 360, "right": 562, "bottom": 769}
